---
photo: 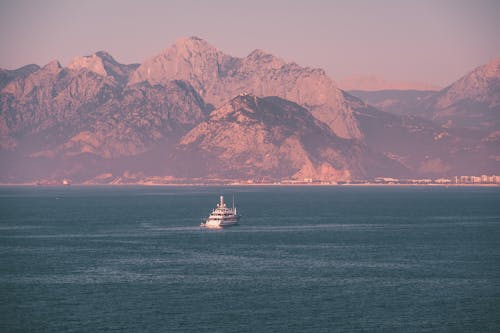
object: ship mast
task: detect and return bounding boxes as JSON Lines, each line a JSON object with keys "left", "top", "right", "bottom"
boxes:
{"left": 233, "top": 195, "right": 237, "bottom": 215}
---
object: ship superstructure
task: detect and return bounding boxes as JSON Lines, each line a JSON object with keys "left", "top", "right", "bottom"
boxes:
{"left": 201, "top": 196, "right": 240, "bottom": 228}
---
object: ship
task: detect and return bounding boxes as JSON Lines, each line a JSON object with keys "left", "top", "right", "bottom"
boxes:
{"left": 201, "top": 195, "right": 240, "bottom": 228}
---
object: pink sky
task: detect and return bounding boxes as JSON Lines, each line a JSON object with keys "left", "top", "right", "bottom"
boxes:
{"left": 1, "top": 0, "right": 499, "bottom": 87}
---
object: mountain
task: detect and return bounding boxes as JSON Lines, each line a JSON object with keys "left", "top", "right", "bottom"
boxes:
{"left": 348, "top": 59, "right": 500, "bottom": 129}
{"left": 0, "top": 64, "right": 40, "bottom": 90}
{"left": 174, "top": 94, "right": 402, "bottom": 181}
{"left": 68, "top": 51, "right": 139, "bottom": 85}
{"left": 1, "top": 60, "right": 120, "bottom": 151}
{"left": 0, "top": 39, "right": 497, "bottom": 183}
{"left": 347, "top": 93, "right": 464, "bottom": 175}
{"left": 0, "top": 58, "right": 208, "bottom": 182}
{"left": 128, "top": 36, "right": 361, "bottom": 140}
{"left": 424, "top": 57, "right": 500, "bottom": 132}
{"left": 350, "top": 58, "right": 500, "bottom": 175}
{"left": 1, "top": 58, "right": 207, "bottom": 150}
{"left": 41, "top": 80, "right": 208, "bottom": 159}
{"left": 348, "top": 88, "right": 499, "bottom": 176}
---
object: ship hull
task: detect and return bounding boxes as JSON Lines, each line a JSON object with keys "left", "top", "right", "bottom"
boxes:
{"left": 202, "top": 217, "right": 239, "bottom": 228}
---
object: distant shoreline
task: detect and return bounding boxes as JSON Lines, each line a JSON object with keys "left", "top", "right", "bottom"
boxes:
{"left": 0, "top": 183, "right": 498, "bottom": 187}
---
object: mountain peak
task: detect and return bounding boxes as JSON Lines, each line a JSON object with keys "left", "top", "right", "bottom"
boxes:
{"left": 176, "top": 36, "right": 205, "bottom": 43}
{"left": 42, "top": 60, "right": 62, "bottom": 72}
{"left": 426, "top": 57, "right": 500, "bottom": 129}
{"left": 0, "top": 64, "right": 41, "bottom": 90}
{"left": 94, "top": 50, "right": 116, "bottom": 62}
{"left": 229, "top": 93, "right": 260, "bottom": 111}
{"left": 248, "top": 49, "right": 271, "bottom": 58}
{"left": 208, "top": 93, "right": 259, "bottom": 119}
{"left": 128, "top": 37, "right": 361, "bottom": 139}
{"left": 67, "top": 51, "right": 138, "bottom": 83}
{"left": 439, "top": 57, "right": 500, "bottom": 98}
{"left": 232, "top": 92, "right": 258, "bottom": 102}
{"left": 479, "top": 57, "right": 500, "bottom": 78}
{"left": 171, "top": 36, "right": 218, "bottom": 54}
{"left": 68, "top": 53, "right": 107, "bottom": 76}
{"left": 245, "top": 48, "right": 285, "bottom": 68}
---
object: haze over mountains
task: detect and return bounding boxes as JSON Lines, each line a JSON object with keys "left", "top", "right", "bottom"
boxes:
{"left": 339, "top": 75, "right": 440, "bottom": 92}
{"left": 351, "top": 58, "right": 500, "bottom": 131}
{"left": 0, "top": 37, "right": 498, "bottom": 184}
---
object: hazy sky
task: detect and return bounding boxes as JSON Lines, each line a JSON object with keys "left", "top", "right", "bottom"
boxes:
{"left": 1, "top": 0, "right": 499, "bottom": 86}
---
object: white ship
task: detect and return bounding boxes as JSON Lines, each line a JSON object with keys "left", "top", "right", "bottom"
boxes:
{"left": 201, "top": 195, "right": 240, "bottom": 228}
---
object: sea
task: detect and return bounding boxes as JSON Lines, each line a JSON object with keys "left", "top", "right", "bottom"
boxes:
{"left": 1, "top": 186, "right": 499, "bottom": 332}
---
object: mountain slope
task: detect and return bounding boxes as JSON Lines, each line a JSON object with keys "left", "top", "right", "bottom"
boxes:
{"left": 425, "top": 57, "right": 500, "bottom": 131}
{"left": 128, "top": 36, "right": 361, "bottom": 140}
{"left": 348, "top": 58, "right": 500, "bottom": 175}
{"left": 1, "top": 42, "right": 497, "bottom": 183}
{"left": 1, "top": 60, "right": 121, "bottom": 150}
{"left": 348, "top": 92, "right": 499, "bottom": 176}
{"left": 44, "top": 80, "right": 208, "bottom": 159}
{"left": 174, "top": 94, "right": 403, "bottom": 181}
{"left": 0, "top": 58, "right": 209, "bottom": 182}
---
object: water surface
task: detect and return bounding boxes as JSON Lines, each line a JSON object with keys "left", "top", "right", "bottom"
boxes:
{"left": 1, "top": 186, "right": 499, "bottom": 332}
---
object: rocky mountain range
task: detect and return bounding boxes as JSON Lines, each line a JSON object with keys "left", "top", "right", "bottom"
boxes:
{"left": 128, "top": 37, "right": 361, "bottom": 140}
{"left": 176, "top": 94, "right": 404, "bottom": 181}
{"left": 349, "top": 58, "right": 499, "bottom": 175}
{"left": 350, "top": 58, "right": 500, "bottom": 131}
{"left": 0, "top": 37, "right": 498, "bottom": 183}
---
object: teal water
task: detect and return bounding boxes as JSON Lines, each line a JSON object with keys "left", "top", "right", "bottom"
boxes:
{"left": 1, "top": 186, "right": 499, "bottom": 332}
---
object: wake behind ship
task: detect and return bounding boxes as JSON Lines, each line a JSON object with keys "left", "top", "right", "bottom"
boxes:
{"left": 201, "top": 196, "right": 240, "bottom": 228}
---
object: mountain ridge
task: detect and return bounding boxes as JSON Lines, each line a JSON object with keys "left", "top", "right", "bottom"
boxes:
{"left": 0, "top": 38, "right": 498, "bottom": 183}
{"left": 68, "top": 51, "right": 139, "bottom": 85}
{"left": 423, "top": 57, "right": 500, "bottom": 132}
{"left": 128, "top": 36, "right": 361, "bottom": 140}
